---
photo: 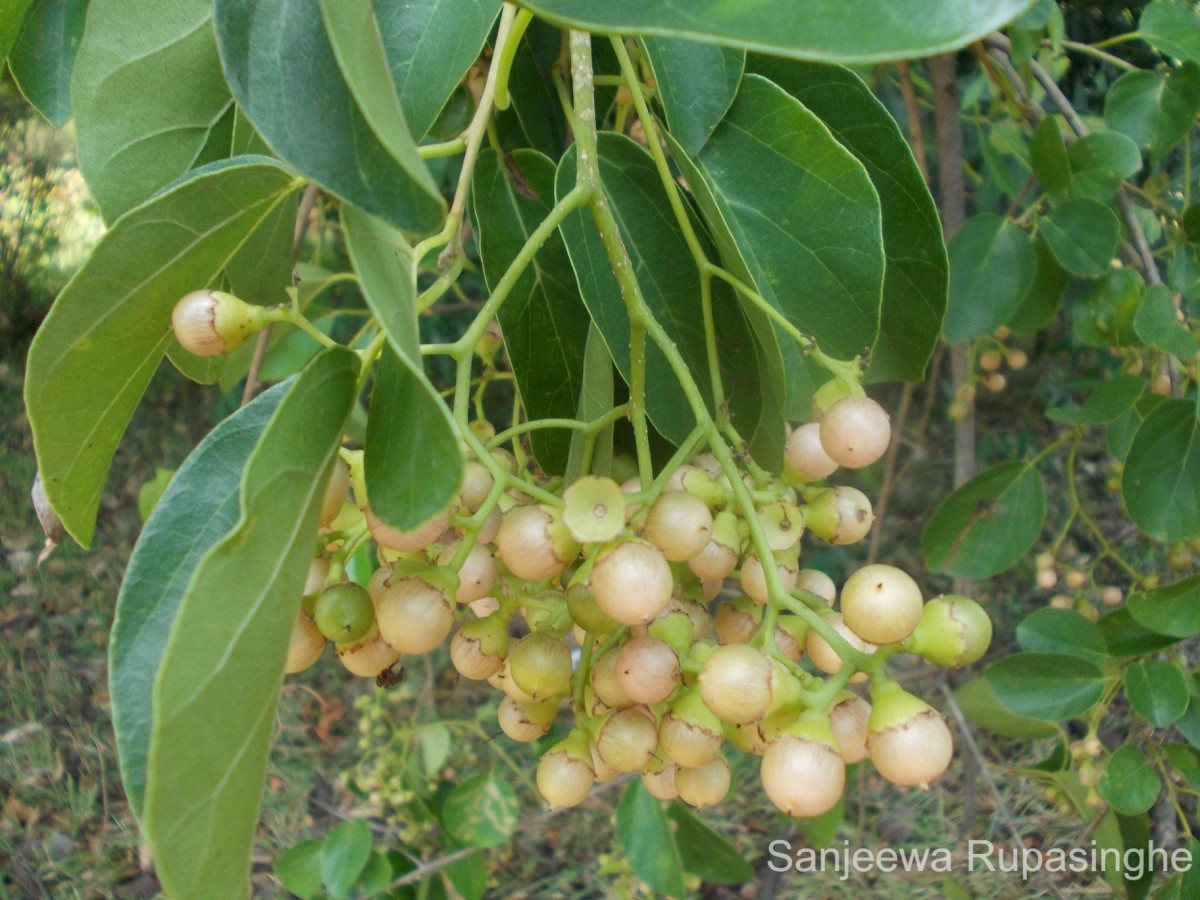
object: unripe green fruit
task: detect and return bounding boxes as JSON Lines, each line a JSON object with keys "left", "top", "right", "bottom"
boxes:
{"left": 313, "top": 583, "right": 375, "bottom": 644}
{"left": 508, "top": 632, "right": 572, "bottom": 701}
{"left": 566, "top": 582, "right": 619, "bottom": 636}
{"left": 643, "top": 491, "right": 714, "bottom": 561}
{"left": 760, "top": 713, "right": 845, "bottom": 818}
{"left": 819, "top": 396, "right": 891, "bottom": 468}
{"left": 811, "top": 378, "right": 853, "bottom": 420}
{"left": 866, "top": 680, "right": 953, "bottom": 788}
{"left": 537, "top": 730, "right": 595, "bottom": 808}
{"left": 906, "top": 595, "right": 992, "bottom": 667}
{"left": 591, "top": 539, "right": 673, "bottom": 625}
{"left": 488, "top": 661, "right": 536, "bottom": 704}
{"left": 375, "top": 578, "right": 455, "bottom": 654}
{"left": 171, "top": 290, "right": 267, "bottom": 357}
{"left": 595, "top": 708, "right": 659, "bottom": 772}
{"left": 285, "top": 611, "right": 326, "bottom": 674}
{"left": 803, "top": 487, "right": 874, "bottom": 545}
{"left": 674, "top": 754, "right": 731, "bottom": 808}
{"left": 840, "top": 564, "right": 924, "bottom": 645}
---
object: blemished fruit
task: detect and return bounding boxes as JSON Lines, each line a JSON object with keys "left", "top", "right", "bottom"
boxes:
{"left": 496, "top": 505, "right": 578, "bottom": 581}
{"left": 906, "top": 595, "right": 992, "bottom": 667}
{"left": 375, "top": 578, "right": 454, "bottom": 653}
{"left": 818, "top": 396, "right": 891, "bottom": 468}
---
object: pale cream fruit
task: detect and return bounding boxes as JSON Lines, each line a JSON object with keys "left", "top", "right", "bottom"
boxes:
{"left": 375, "top": 578, "right": 455, "bottom": 653}
{"left": 840, "top": 564, "right": 924, "bottom": 646}
{"left": 366, "top": 506, "right": 449, "bottom": 553}
{"left": 643, "top": 491, "right": 713, "bottom": 562}
{"left": 784, "top": 422, "right": 839, "bottom": 481}
{"left": 674, "top": 755, "right": 731, "bottom": 808}
{"left": 818, "top": 396, "right": 891, "bottom": 468}
{"left": 615, "top": 636, "right": 680, "bottom": 705}
{"left": 285, "top": 611, "right": 326, "bottom": 674}
{"left": 591, "top": 540, "right": 673, "bottom": 625}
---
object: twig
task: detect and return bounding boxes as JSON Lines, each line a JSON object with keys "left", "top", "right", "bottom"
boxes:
{"left": 867, "top": 384, "right": 913, "bottom": 565}
{"left": 896, "top": 60, "right": 930, "bottom": 182}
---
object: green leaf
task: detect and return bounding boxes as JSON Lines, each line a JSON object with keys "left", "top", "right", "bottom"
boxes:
{"left": 321, "top": 820, "right": 373, "bottom": 900}
{"left": 1067, "top": 131, "right": 1142, "bottom": 201}
{"left": 371, "top": 0, "right": 501, "bottom": 140}
{"left": 1073, "top": 267, "right": 1145, "bottom": 349}
{"left": 945, "top": 214, "right": 1036, "bottom": 341}
{"left": 667, "top": 803, "right": 753, "bottom": 884}
{"left": 1141, "top": 1, "right": 1200, "bottom": 65}
{"left": 921, "top": 461, "right": 1045, "bottom": 579}
{"left": 1123, "top": 398, "right": 1200, "bottom": 541}
{"left": 642, "top": 38, "right": 743, "bottom": 157}
{"left": 365, "top": 348, "right": 464, "bottom": 531}
{"left": 276, "top": 840, "right": 324, "bottom": 900}
{"left": 1037, "top": 199, "right": 1120, "bottom": 277}
{"left": 136, "top": 468, "right": 174, "bottom": 523}
{"left": 1030, "top": 116, "right": 1071, "bottom": 193}
{"left": 1178, "top": 703, "right": 1200, "bottom": 749}
{"left": 341, "top": 206, "right": 420, "bottom": 361}
{"left": 356, "top": 851, "right": 393, "bottom": 896}
{"left": 142, "top": 346, "right": 359, "bottom": 900}
{"left": 985, "top": 652, "right": 1108, "bottom": 721}
{"left": 8, "top": 0, "right": 88, "bottom": 126}
{"left": 1097, "top": 606, "right": 1182, "bottom": 656}
{"left": 953, "top": 677, "right": 1062, "bottom": 739}
{"left": 1016, "top": 608, "right": 1109, "bottom": 665}
{"left": 471, "top": 149, "right": 590, "bottom": 475}
{"left": 1136, "top": 284, "right": 1198, "bottom": 359}
{"left": 1008, "top": 235, "right": 1069, "bottom": 334}
{"left": 1046, "top": 373, "right": 1145, "bottom": 425}
{"left": 1128, "top": 574, "right": 1200, "bottom": 637}
{"left": 225, "top": 191, "right": 295, "bottom": 309}
{"left": 1099, "top": 745, "right": 1162, "bottom": 816}
{"left": 0, "top": 0, "right": 35, "bottom": 57}
{"left": 317, "top": 0, "right": 442, "bottom": 222}
{"left": 71, "top": 0, "right": 233, "bottom": 221}
{"left": 415, "top": 724, "right": 451, "bottom": 778}
{"left": 25, "top": 157, "right": 299, "bottom": 547}
{"left": 1126, "top": 660, "right": 1190, "bottom": 727}
{"left": 111, "top": 384, "right": 286, "bottom": 817}
{"left": 557, "top": 133, "right": 766, "bottom": 448}
{"left": 749, "top": 57, "right": 947, "bottom": 383}
{"left": 616, "top": 780, "right": 686, "bottom": 899}
{"left": 214, "top": 0, "right": 444, "bottom": 232}
{"left": 566, "top": 324, "right": 616, "bottom": 482}
{"left": 688, "top": 74, "right": 886, "bottom": 361}
{"left": 1105, "top": 64, "right": 1200, "bottom": 157}
{"left": 444, "top": 852, "right": 487, "bottom": 900}
{"left": 520, "top": 0, "right": 1038, "bottom": 63}
{"left": 441, "top": 772, "right": 520, "bottom": 849}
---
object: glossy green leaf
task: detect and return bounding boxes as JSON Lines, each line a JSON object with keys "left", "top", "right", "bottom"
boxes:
{"left": 441, "top": 772, "right": 520, "bottom": 849}
{"left": 1136, "top": 284, "right": 1198, "bottom": 359}
{"left": 667, "top": 803, "right": 754, "bottom": 884}
{"left": 25, "top": 157, "right": 299, "bottom": 547}
{"left": 1030, "top": 116, "right": 1071, "bottom": 193}
{"left": 1008, "top": 235, "right": 1068, "bottom": 334}
{"left": 642, "top": 37, "right": 743, "bottom": 157}
{"left": 521, "top": 0, "right": 1037, "bottom": 63}
{"left": 341, "top": 206, "right": 419, "bottom": 361}
{"left": 215, "top": 0, "right": 444, "bottom": 232}
{"left": 371, "top": 0, "right": 501, "bottom": 139}
{"left": 985, "top": 652, "right": 1108, "bottom": 721}
{"left": 365, "top": 348, "right": 463, "bottom": 531}
{"left": 945, "top": 213, "right": 1036, "bottom": 341}
{"left": 1126, "top": 660, "right": 1190, "bottom": 727}
{"left": 1046, "top": 373, "right": 1145, "bottom": 425}
{"left": 1141, "top": 1, "right": 1200, "bottom": 65}
{"left": 954, "top": 677, "right": 1062, "bottom": 739}
{"left": 111, "top": 383, "right": 287, "bottom": 817}
{"left": 0, "top": 0, "right": 35, "bottom": 57}
{"left": 1016, "top": 608, "right": 1109, "bottom": 665}
{"left": 616, "top": 779, "right": 686, "bottom": 899}
{"left": 1128, "top": 574, "right": 1200, "bottom": 637}
{"left": 321, "top": 820, "right": 373, "bottom": 900}
{"left": 71, "top": 0, "right": 233, "bottom": 221}
{"left": 143, "top": 346, "right": 359, "bottom": 900}
{"left": 688, "top": 75, "right": 885, "bottom": 361}
{"left": 471, "top": 149, "right": 590, "bottom": 475}
{"left": 566, "top": 324, "right": 616, "bottom": 482}
{"left": 1067, "top": 131, "right": 1142, "bottom": 201}
{"left": 1038, "top": 199, "right": 1120, "bottom": 277}
{"left": 1105, "top": 64, "right": 1200, "bottom": 157}
{"left": 557, "top": 133, "right": 762, "bottom": 447}
{"left": 1098, "top": 606, "right": 1182, "bottom": 656}
{"left": 1073, "top": 267, "right": 1144, "bottom": 349}
{"left": 276, "top": 840, "right": 324, "bottom": 900}
{"left": 921, "top": 461, "right": 1045, "bottom": 579}
{"left": 318, "top": 0, "right": 442, "bottom": 222}
{"left": 1099, "top": 745, "right": 1162, "bottom": 816}
{"left": 1124, "top": 398, "right": 1200, "bottom": 541}
{"left": 224, "top": 193, "right": 294, "bottom": 308}
{"left": 8, "top": 0, "right": 88, "bottom": 126}
{"left": 749, "top": 57, "right": 947, "bottom": 382}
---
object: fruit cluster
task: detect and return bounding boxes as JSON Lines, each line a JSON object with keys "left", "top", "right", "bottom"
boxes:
{"left": 281, "top": 384, "right": 993, "bottom": 818}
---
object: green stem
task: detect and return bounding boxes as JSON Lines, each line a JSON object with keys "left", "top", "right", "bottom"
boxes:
{"left": 270, "top": 307, "right": 338, "bottom": 348}
{"left": 1058, "top": 39, "right": 1137, "bottom": 71}
{"left": 487, "top": 405, "right": 629, "bottom": 449}
{"left": 418, "top": 138, "right": 467, "bottom": 159}
{"left": 492, "top": 8, "right": 534, "bottom": 111}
